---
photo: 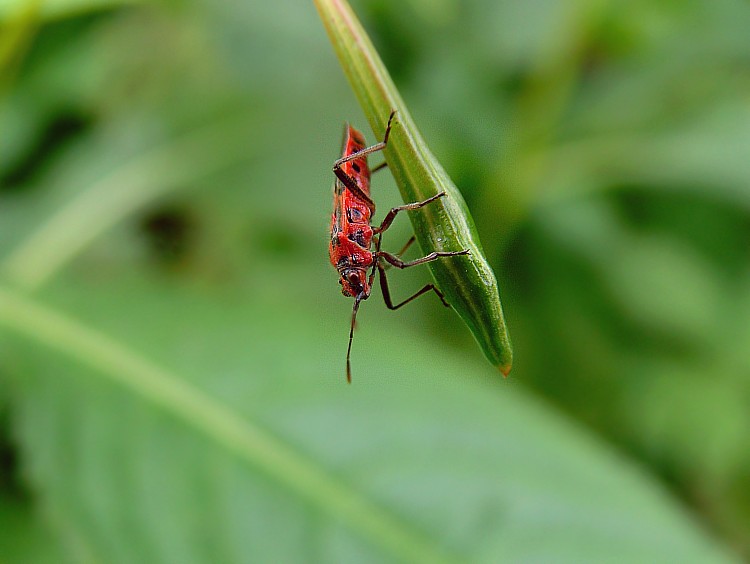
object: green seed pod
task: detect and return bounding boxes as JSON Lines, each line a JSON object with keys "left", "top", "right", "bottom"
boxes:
{"left": 315, "top": 0, "right": 513, "bottom": 375}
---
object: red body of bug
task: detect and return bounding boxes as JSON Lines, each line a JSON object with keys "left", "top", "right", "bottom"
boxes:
{"left": 329, "top": 125, "right": 375, "bottom": 300}
{"left": 329, "top": 111, "right": 469, "bottom": 382}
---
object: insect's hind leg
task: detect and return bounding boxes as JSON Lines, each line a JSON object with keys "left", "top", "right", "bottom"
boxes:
{"left": 333, "top": 110, "right": 397, "bottom": 171}
{"left": 373, "top": 192, "right": 447, "bottom": 274}
{"left": 379, "top": 236, "right": 415, "bottom": 272}
{"left": 392, "top": 235, "right": 416, "bottom": 259}
{"left": 332, "top": 110, "right": 397, "bottom": 212}
{"left": 375, "top": 242, "right": 469, "bottom": 309}
{"left": 377, "top": 262, "right": 451, "bottom": 309}
{"left": 379, "top": 248, "right": 470, "bottom": 270}
{"left": 370, "top": 161, "right": 388, "bottom": 174}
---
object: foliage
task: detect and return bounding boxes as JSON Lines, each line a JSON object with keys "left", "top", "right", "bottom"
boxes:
{"left": 1, "top": 0, "right": 748, "bottom": 561}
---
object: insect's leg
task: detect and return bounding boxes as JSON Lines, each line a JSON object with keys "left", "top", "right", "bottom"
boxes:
{"left": 375, "top": 244, "right": 469, "bottom": 308}
{"left": 370, "top": 161, "right": 388, "bottom": 174}
{"left": 375, "top": 192, "right": 468, "bottom": 269}
{"left": 377, "top": 262, "right": 451, "bottom": 310}
{"left": 378, "top": 247, "right": 470, "bottom": 269}
{"left": 334, "top": 174, "right": 376, "bottom": 214}
{"left": 380, "top": 236, "right": 415, "bottom": 272}
{"left": 373, "top": 192, "right": 446, "bottom": 234}
{"left": 333, "top": 110, "right": 397, "bottom": 213}
{"left": 393, "top": 235, "right": 416, "bottom": 258}
{"left": 333, "top": 110, "right": 397, "bottom": 170}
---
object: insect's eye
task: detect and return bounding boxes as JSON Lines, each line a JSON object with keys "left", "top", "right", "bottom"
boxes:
{"left": 347, "top": 272, "right": 360, "bottom": 286}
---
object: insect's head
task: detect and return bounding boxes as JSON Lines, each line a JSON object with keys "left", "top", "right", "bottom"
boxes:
{"left": 339, "top": 268, "right": 370, "bottom": 300}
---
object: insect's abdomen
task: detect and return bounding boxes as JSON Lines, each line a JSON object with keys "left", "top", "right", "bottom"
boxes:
{"left": 329, "top": 193, "right": 374, "bottom": 269}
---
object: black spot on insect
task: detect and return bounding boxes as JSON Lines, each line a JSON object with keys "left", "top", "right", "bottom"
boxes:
{"left": 352, "top": 162, "right": 360, "bottom": 173}
{"left": 337, "top": 256, "right": 350, "bottom": 268}
{"left": 348, "top": 229, "right": 366, "bottom": 247}
{"left": 347, "top": 208, "right": 363, "bottom": 222}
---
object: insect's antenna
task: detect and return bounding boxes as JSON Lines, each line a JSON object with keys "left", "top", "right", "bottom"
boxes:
{"left": 346, "top": 294, "right": 364, "bottom": 384}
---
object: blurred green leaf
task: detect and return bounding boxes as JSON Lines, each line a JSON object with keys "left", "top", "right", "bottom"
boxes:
{"left": 0, "top": 0, "right": 136, "bottom": 21}
{"left": 0, "top": 277, "right": 735, "bottom": 562}
{"left": 1, "top": 116, "right": 254, "bottom": 290}
{"left": 604, "top": 234, "right": 722, "bottom": 346}
{"left": 540, "top": 108, "right": 750, "bottom": 208}
{"left": 2, "top": 0, "right": 750, "bottom": 558}
{"left": 0, "top": 494, "right": 74, "bottom": 563}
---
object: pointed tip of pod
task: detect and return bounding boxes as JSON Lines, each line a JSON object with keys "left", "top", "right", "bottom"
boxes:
{"left": 498, "top": 363, "right": 512, "bottom": 377}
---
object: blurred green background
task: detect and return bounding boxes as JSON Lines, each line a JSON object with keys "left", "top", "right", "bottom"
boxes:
{"left": 1, "top": 0, "right": 749, "bottom": 561}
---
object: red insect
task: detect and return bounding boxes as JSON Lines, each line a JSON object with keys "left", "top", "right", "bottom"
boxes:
{"left": 329, "top": 110, "right": 469, "bottom": 382}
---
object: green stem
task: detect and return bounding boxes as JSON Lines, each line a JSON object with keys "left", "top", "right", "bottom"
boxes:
{"left": 315, "top": 0, "right": 512, "bottom": 373}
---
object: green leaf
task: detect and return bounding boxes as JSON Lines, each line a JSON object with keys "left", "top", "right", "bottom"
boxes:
{"left": 0, "top": 278, "right": 733, "bottom": 562}
{"left": 314, "top": 0, "right": 512, "bottom": 375}
{"left": 1, "top": 115, "right": 254, "bottom": 291}
{"left": 0, "top": 494, "right": 73, "bottom": 563}
{"left": 0, "top": 0, "right": 136, "bottom": 22}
